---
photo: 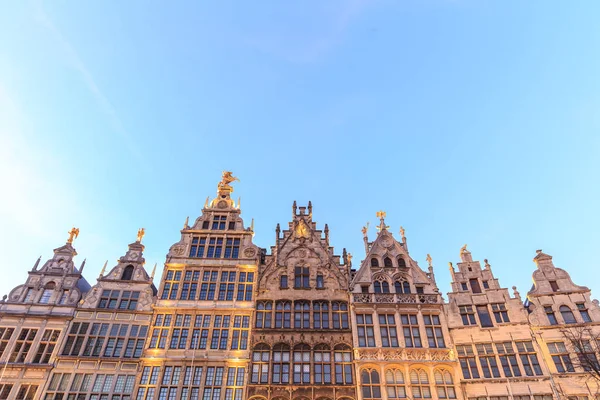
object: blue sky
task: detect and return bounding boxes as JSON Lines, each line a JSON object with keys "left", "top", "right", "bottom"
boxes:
{"left": 1, "top": 1, "right": 599, "bottom": 301}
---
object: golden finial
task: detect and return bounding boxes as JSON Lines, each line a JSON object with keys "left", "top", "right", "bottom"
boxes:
{"left": 460, "top": 244, "right": 468, "bottom": 255}
{"left": 136, "top": 228, "right": 145, "bottom": 243}
{"left": 361, "top": 222, "right": 370, "bottom": 236}
{"left": 376, "top": 210, "right": 386, "bottom": 219}
{"left": 67, "top": 227, "right": 80, "bottom": 244}
{"left": 99, "top": 260, "right": 108, "bottom": 277}
{"left": 376, "top": 211, "right": 389, "bottom": 231}
{"left": 426, "top": 253, "right": 432, "bottom": 268}
{"left": 184, "top": 216, "right": 189, "bottom": 229}
{"left": 151, "top": 263, "right": 157, "bottom": 279}
{"left": 400, "top": 226, "right": 406, "bottom": 240}
{"left": 218, "top": 171, "right": 239, "bottom": 192}
{"left": 237, "top": 197, "right": 241, "bottom": 209}
{"left": 204, "top": 196, "right": 210, "bottom": 208}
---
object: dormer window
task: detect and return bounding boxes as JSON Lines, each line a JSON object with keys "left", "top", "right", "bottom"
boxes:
{"left": 550, "top": 281, "right": 559, "bottom": 292}
{"left": 294, "top": 267, "right": 310, "bottom": 289}
{"left": 39, "top": 282, "right": 55, "bottom": 304}
{"left": 202, "top": 221, "right": 209, "bottom": 229}
{"left": 212, "top": 215, "right": 227, "bottom": 230}
{"left": 384, "top": 257, "right": 393, "bottom": 268}
{"left": 371, "top": 258, "right": 379, "bottom": 267}
{"left": 121, "top": 265, "right": 134, "bottom": 280}
{"left": 397, "top": 257, "right": 406, "bottom": 268}
{"left": 470, "top": 279, "right": 482, "bottom": 294}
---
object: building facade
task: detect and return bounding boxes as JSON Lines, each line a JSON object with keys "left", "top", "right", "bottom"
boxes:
{"left": 1, "top": 173, "right": 600, "bottom": 400}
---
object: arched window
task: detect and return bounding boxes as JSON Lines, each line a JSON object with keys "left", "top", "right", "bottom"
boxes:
{"left": 384, "top": 257, "right": 393, "bottom": 268}
{"left": 294, "top": 301, "right": 310, "bottom": 329}
{"left": 332, "top": 302, "right": 349, "bottom": 329}
{"left": 334, "top": 344, "right": 353, "bottom": 384}
{"left": 361, "top": 369, "right": 382, "bottom": 399}
{"left": 371, "top": 258, "right": 379, "bottom": 267}
{"left": 410, "top": 369, "right": 430, "bottom": 399}
{"left": 314, "top": 344, "right": 332, "bottom": 384}
{"left": 121, "top": 265, "right": 134, "bottom": 280}
{"left": 313, "top": 301, "right": 330, "bottom": 329}
{"left": 39, "top": 282, "right": 55, "bottom": 304}
{"left": 394, "top": 280, "right": 411, "bottom": 294}
{"left": 560, "top": 305, "right": 577, "bottom": 324}
{"left": 275, "top": 301, "right": 291, "bottom": 328}
{"left": 272, "top": 343, "right": 290, "bottom": 384}
{"left": 256, "top": 301, "right": 273, "bottom": 328}
{"left": 385, "top": 369, "right": 406, "bottom": 399}
{"left": 251, "top": 344, "right": 270, "bottom": 384}
{"left": 293, "top": 344, "right": 311, "bottom": 384}
{"left": 397, "top": 257, "right": 407, "bottom": 268}
{"left": 434, "top": 369, "right": 456, "bottom": 399}
{"left": 374, "top": 277, "right": 390, "bottom": 294}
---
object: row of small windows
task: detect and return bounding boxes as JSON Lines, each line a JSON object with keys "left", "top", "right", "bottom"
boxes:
{"left": 456, "top": 341, "right": 543, "bottom": 379}
{"left": 356, "top": 314, "right": 445, "bottom": 348}
{"left": 44, "top": 373, "right": 136, "bottom": 400}
{"left": 255, "top": 301, "right": 349, "bottom": 329}
{"left": 279, "top": 267, "right": 325, "bottom": 289}
{"left": 0, "top": 384, "right": 37, "bottom": 400}
{"left": 361, "top": 368, "right": 456, "bottom": 399}
{"left": 459, "top": 278, "right": 490, "bottom": 293}
{"left": 98, "top": 290, "right": 139, "bottom": 310}
{"left": 459, "top": 303, "right": 510, "bottom": 327}
{"left": 548, "top": 340, "right": 600, "bottom": 373}
{"left": 189, "top": 237, "right": 240, "bottom": 259}
{"left": 196, "top": 215, "right": 237, "bottom": 231}
{"left": 22, "top": 282, "right": 69, "bottom": 305}
{"left": 250, "top": 343, "right": 353, "bottom": 385}
{"left": 371, "top": 279, "right": 413, "bottom": 294}
{"left": 371, "top": 256, "right": 407, "bottom": 269}
{"left": 0, "top": 327, "right": 60, "bottom": 364}
{"left": 161, "top": 270, "right": 254, "bottom": 301}
{"left": 544, "top": 303, "right": 592, "bottom": 325}
{"left": 61, "top": 322, "right": 148, "bottom": 358}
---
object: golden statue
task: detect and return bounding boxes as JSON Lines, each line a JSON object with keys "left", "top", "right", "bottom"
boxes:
{"left": 218, "top": 171, "right": 239, "bottom": 191}
{"left": 137, "top": 228, "right": 145, "bottom": 243}
{"left": 295, "top": 219, "right": 310, "bottom": 239}
{"left": 67, "top": 227, "right": 80, "bottom": 244}
{"left": 361, "top": 222, "right": 369, "bottom": 236}
{"left": 460, "top": 244, "right": 468, "bottom": 254}
{"left": 400, "top": 226, "right": 406, "bottom": 239}
{"left": 426, "top": 253, "right": 432, "bottom": 268}
{"left": 376, "top": 210, "right": 386, "bottom": 220}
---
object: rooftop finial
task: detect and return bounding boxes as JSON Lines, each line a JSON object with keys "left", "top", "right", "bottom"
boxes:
{"left": 205, "top": 196, "right": 210, "bottom": 208}
{"left": 308, "top": 201, "right": 313, "bottom": 218}
{"left": 237, "top": 197, "right": 241, "bottom": 209}
{"left": 460, "top": 244, "right": 468, "bottom": 255}
{"left": 426, "top": 253, "right": 432, "bottom": 268}
{"left": 218, "top": 171, "right": 239, "bottom": 193}
{"left": 67, "top": 227, "right": 80, "bottom": 244}
{"left": 250, "top": 218, "right": 255, "bottom": 232}
{"left": 400, "top": 226, "right": 406, "bottom": 242}
{"left": 361, "top": 222, "right": 369, "bottom": 237}
{"left": 184, "top": 216, "right": 189, "bottom": 229}
{"left": 376, "top": 211, "right": 389, "bottom": 232}
{"left": 293, "top": 201, "right": 297, "bottom": 216}
{"left": 79, "top": 258, "right": 86, "bottom": 274}
{"left": 99, "top": 260, "right": 108, "bottom": 278}
{"left": 151, "top": 263, "right": 157, "bottom": 279}
{"left": 136, "top": 228, "right": 145, "bottom": 243}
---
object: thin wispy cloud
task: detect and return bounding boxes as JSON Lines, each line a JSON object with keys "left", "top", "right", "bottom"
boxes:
{"left": 32, "top": 2, "right": 145, "bottom": 164}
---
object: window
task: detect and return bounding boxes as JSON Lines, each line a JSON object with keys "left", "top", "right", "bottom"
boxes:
{"left": 316, "top": 274, "right": 324, "bottom": 289}
{"left": 39, "top": 282, "right": 55, "bottom": 304}
{"left": 251, "top": 344, "right": 270, "bottom": 383}
{"left": 560, "top": 305, "right": 577, "bottom": 324}
{"left": 161, "top": 270, "right": 181, "bottom": 300}
{"left": 224, "top": 367, "right": 244, "bottom": 400}
{"left": 280, "top": 275, "right": 288, "bottom": 289}
{"left": 203, "top": 366, "right": 223, "bottom": 400}
{"left": 207, "top": 238, "right": 224, "bottom": 258}
{"left": 576, "top": 340, "right": 600, "bottom": 372}
{"left": 416, "top": 286, "right": 424, "bottom": 294}
{"left": 236, "top": 272, "right": 253, "bottom": 301}
{"left": 294, "top": 301, "right": 310, "bottom": 329}
{"left": 293, "top": 344, "right": 311, "bottom": 384}
{"left": 548, "top": 280, "right": 559, "bottom": 291}
{"left": 460, "top": 305, "right": 476, "bottom": 326}
{"left": 121, "top": 265, "right": 134, "bottom": 280}
{"left": 384, "top": 257, "right": 393, "bottom": 268}
{"left": 15, "top": 384, "right": 38, "bottom": 400}
{"left": 275, "top": 301, "right": 291, "bottom": 328}
{"left": 410, "top": 369, "right": 431, "bottom": 399}
{"left": 212, "top": 215, "right": 227, "bottom": 230}
{"left": 231, "top": 316, "right": 249, "bottom": 350}
{"left": 61, "top": 322, "right": 90, "bottom": 356}
{"left": 401, "top": 314, "right": 422, "bottom": 347}
{"left": 361, "top": 369, "right": 381, "bottom": 400}
{"left": 469, "top": 279, "right": 481, "bottom": 294}
{"left": 434, "top": 370, "right": 456, "bottom": 399}
{"left": 482, "top": 280, "right": 489, "bottom": 289}
{"left": 385, "top": 369, "right": 406, "bottom": 399}
{"left": 0, "top": 384, "right": 12, "bottom": 400}
{"left": 374, "top": 280, "right": 390, "bottom": 293}
{"left": 379, "top": 314, "right": 399, "bottom": 347}
{"left": 397, "top": 257, "right": 406, "bottom": 268}
{"left": 492, "top": 303, "right": 510, "bottom": 323}
{"left": 23, "top": 289, "right": 34, "bottom": 302}
{"left": 124, "top": 325, "right": 147, "bottom": 358}
{"left": 224, "top": 238, "right": 240, "bottom": 259}
{"left": 357, "top": 314, "right": 376, "bottom": 347}
{"left": 548, "top": 342, "right": 574, "bottom": 372}
{"left": 313, "top": 301, "right": 330, "bottom": 329}
{"left": 0, "top": 328, "right": 15, "bottom": 359}
{"left": 189, "top": 236, "right": 207, "bottom": 257}
{"left": 294, "top": 267, "right": 310, "bottom": 288}
{"left": 371, "top": 258, "right": 379, "bottom": 267}
{"left": 9, "top": 328, "right": 38, "bottom": 363}
{"left": 424, "top": 315, "right": 445, "bottom": 348}
{"left": 476, "top": 343, "right": 500, "bottom": 378}
{"left": 82, "top": 323, "right": 110, "bottom": 356}
{"left": 496, "top": 342, "right": 521, "bottom": 377}
{"left": 272, "top": 343, "right": 290, "bottom": 384}
{"left": 545, "top": 306, "right": 558, "bottom": 325}
{"left": 515, "top": 341, "right": 542, "bottom": 376}
{"left": 332, "top": 302, "right": 349, "bottom": 329}
{"left": 334, "top": 344, "right": 353, "bottom": 384}
{"left": 577, "top": 303, "right": 592, "bottom": 323}
{"left": 477, "top": 305, "right": 494, "bottom": 327}
{"left": 118, "top": 291, "right": 140, "bottom": 310}
{"left": 32, "top": 329, "right": 60, "bottom": 363}
{"left": 394, "top": 280, "right": 411, "bottom": 294}
{"left": 457, "top": 345, "right": 480, "bottom": 379}
{"left": 461, "top": 282, "right": 468, "bottom": 291}
{"left": 199, "top": 271, "right": 218, "bottom": 301}
{"left": 256, "top": 301, "right": 273, "bottom": 328}
{"left": 210, "top": 315, "right": 230, "bottom": 350}
{"left": 314, "top": 344, "right": 332, "bottom": 384}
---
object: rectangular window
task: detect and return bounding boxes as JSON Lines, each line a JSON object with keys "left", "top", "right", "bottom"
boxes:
{"left": 544, "top": 306, "right": 558, "bottom": 325}
{"left": 482, "top": 280, "right": 489, "bottom": 289}
{"left": 189, "top": 237, "right": 207, "bottom": 258}
{"left": 0, "top": 384, "right": 13, "bottom": 400}
{"left": 0, "top": 328, "right": 15, "bottom": 359}
{"left": 549, "top": 281, "right": 559, "bottom": 292}
{"left": 577, "top": 303, "right": 592, "bottom": 323}
{"left": 548, "top": 342, "right": 574, "bottom": 372}
{"left": 401, "top": 314, "right": 422, "bottom": 348}
{"left": 491, "top": 303, "right": 510, "bottom": 323}
{"left": 459, "top": 306, "right": 476, "bottom": 326}
{"left": 516, "top": 341, "right": 543, "bottom": 376}
{"left": 470, "top": 279, "right": 482, "bottom": 293}
{"left": 424, "top": 314, "right": 445, "bottom": 348}
{"left": 32, "top": 329, "right": 60, "bottom": 363}
{"left": 379, "top": 314, "right": 399, "bottom": 347}
{"left": 357, "top": 314, "right": 375, "bottom": 347}
{"left": 212, "top": 216, "right": 227, "bottom": 230}
{"left": 280, "top": 275, "right": 288, "bottom": 289}
{"left": 316, "top": 274, "right": 324, "bottom": 289}
{"left": 477, "top": 305, "right": 494, "bottom": 328}
{"left": 461, "top": 282, "right": 468, "bottom": 291}
{"left": 476, "top": 343, "right": 501, "bottom": 378}
{"left": 9, "top": 328, "right": 38, "bottom": 363}
{"left": 294, "top": 267, "right": 310, "bottom": 289}
{"left": 457, "top": 345, "right": 480, "bottom": 379}
{"left": 15, "top": 384, "right": 38, "bottom": 400}
{"left": 496, "top": 342, "right": 521, "bottom": 377}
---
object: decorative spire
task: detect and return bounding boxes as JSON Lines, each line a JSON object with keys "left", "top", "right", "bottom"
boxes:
{"left": 79, "top": 258, "right": 86, "bottom": 274}
{"left": 376, "top": 211, "right": 389, "bottom": 232}
{"left": 32, "top": 256, "right": 41, "bottom": 272}
{"left": 400, "top": 226, "right": 406, "bottom": 243}
{"left": 99, "top": 260, "right": 108, "bottom": 278}
{"left": 361, "top": 222, "right": 369, "bottom": 238}
{"left": 205, "top": 196, "right": 210, "bottom": 208}
{"left": 292, "top": 201, "right": 297, "bottom": 216}
{"left": 136, "top": 228, "right": 145, "bottom": 243}
{"left": 448, "top": 261, "right": 456, "bottom": 280}
{"left": 484, "top": 259, "right": 491, "bottom": 270}
{"left": 512, "top": 286, "right": 521, "bottom": 301}
{"left": 308, "top": 201, "right": 312, "bottom": 218}
{"left": 237, "top": 197, "right": 241, "bottom": 210}
{"left": 151, "top": 263, "right": 157, "bottom": 279}
{"left": 250, "top": 218, "right": 255, "bottom": 232}
{"left": 426, "top": 253, "right": 433, "bottom": 269}
{"left": 67, "top": 227, "right": 80, "bottom": 244}
{"left": 184, "top": 216, "right": 189, "bottom": 229}
{"left": 324, "top": 224, "right": 329, "bottom": 246}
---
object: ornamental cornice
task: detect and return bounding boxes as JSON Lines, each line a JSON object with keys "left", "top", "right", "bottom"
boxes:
{"left": 354, "top": 347, "right": 455, "bottom": 362}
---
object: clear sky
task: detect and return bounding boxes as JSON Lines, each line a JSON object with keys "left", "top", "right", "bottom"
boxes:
{"left": 1, "top": 1, "right": 599, "bottom": 301}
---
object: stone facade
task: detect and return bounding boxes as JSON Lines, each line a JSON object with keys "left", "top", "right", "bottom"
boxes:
{"left": 1, "top": 174, "right": 599, "bottom": 400}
